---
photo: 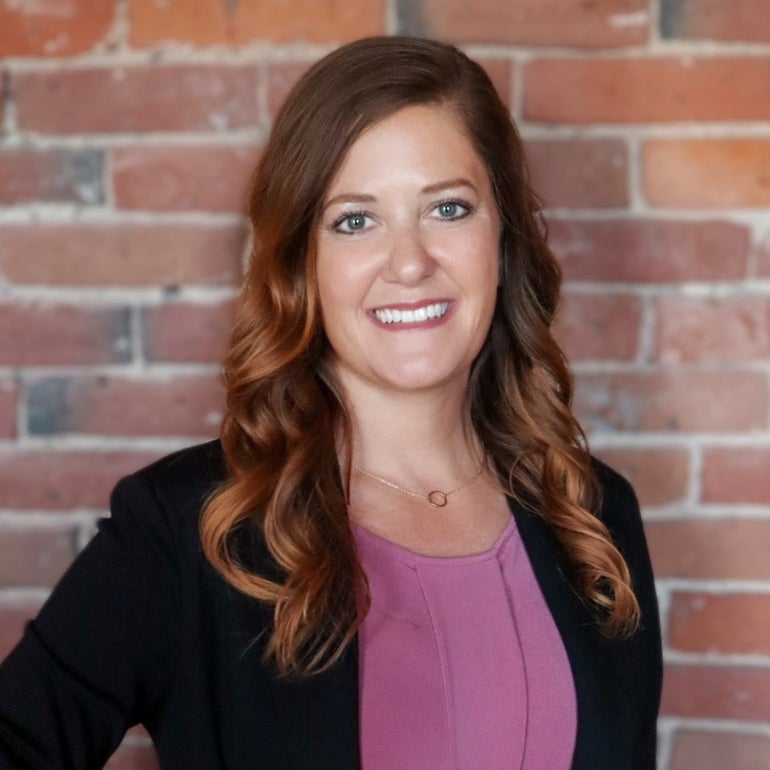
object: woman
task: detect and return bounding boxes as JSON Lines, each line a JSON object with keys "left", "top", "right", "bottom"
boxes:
{"left": 0, "top": 36, "right": 661, "bottom": 769}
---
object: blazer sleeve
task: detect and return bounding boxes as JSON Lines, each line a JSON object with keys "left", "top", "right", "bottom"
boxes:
{"left": 0, "top": 472, "right": 181, "bottom": 770}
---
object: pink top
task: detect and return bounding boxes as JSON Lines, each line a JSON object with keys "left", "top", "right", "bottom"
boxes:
{"left": 353, "top": 516, "right": 577, "bottom": 770}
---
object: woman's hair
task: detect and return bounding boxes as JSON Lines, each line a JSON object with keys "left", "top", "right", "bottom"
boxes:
{"left": 200, "top": 36, "right": 640, "bottom": 676}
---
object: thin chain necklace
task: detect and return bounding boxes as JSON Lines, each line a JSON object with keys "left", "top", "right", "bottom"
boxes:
{"left": 352, "top": 456, "right": 486, "bottom": 508}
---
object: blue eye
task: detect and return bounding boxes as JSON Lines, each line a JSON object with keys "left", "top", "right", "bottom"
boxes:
{"left": 333, "top": 212, "right": 371, "bottom": 234}
{"left": 433, "top": 200, "right": 471, "bottom": 220}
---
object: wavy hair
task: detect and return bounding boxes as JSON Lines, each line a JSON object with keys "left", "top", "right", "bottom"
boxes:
{"left": 200, "top": 36, "right": 640, "bottom": 676}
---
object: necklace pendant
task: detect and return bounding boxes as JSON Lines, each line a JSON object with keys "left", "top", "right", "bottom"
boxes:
{"left": 427, "top": 490, "right": 448, "bottom": 507}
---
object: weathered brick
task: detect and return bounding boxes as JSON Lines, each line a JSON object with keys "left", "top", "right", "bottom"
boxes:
{"left": 399, "top": 0, "right": 649, "bottom": 46}
{"left": 0, "top": 223, "right": 245, "bottom": 287}
{"left": 15, "top": 66, "right": 260, "bottom": 134}
{"left": 142, "top": 301, "right": 233, "bottom": 363}
{"left": 655, "top": 296, "right": 770, "bottom": 364}
{"left": 111, "top": 145, "right": 260, "bottom": 213}
{"left": 0, "top": 379, "right": 16, "bottom": 438}
{"left": 647, "top": 519, "right": 770, "bottom": 581}
{"left": 593, "top": 448, "right": 689, "bottom": 506}
{"left": 549, "top": 218, "right": 749, "bottom": 282}
{"left": 129, "top": 0, "right": 384, "bottom": 46}
{"left": 525, "top": 57, "right": 770, "bottom": 124}
{"left": 670, "top": 730, "right": 770, "bottom": 770}
{"left": 0, "top": 527, "right": 76, "bottom": 586}
{"left": 574, "top": 370, "right": 768, "bottom": 433}
{"left": 662, "top": 665, "right": 770, "bottom": 721}
{"left": 0, "top": 148, "right": 103, "bottom": 205}
{"left": 0, "top": 450, "right": 163, "bottom": 510}
{"left": 661, "top": 0, "right": 770, "bottom": 43}
{"left": 757, "top": 232, "right": 770, "bottom": 278}
{"left": 644, "top": 139, "right": 770, "bottom": 208}
{"left": 27, "top": 375, "right": 224, "bottom": 438}
{"left": 0, "top": 599, "right": 44, "bottom": 660}
{"left": 0, "top": 303, "right": 130, "bottom": 366}
{"left": 0, "top": 0, "right": 114, "bottom": 57}
{"left": 526, "top": 139, "right": 628, "bottom": 208}
{"left": 105, "top": 743, "right": 160, "bottom": 770}
{"left": 702, "top": 448, "right": 770, "bottom": 504}
{"left": 669, "top": 592, "right": 770, "bottom": 656}
{"left": 554, "top": 292, "right": 641, "bottom": 361}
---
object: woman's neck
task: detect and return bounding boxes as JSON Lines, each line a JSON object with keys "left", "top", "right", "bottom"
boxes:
{"left": 338, "top": 377, "right": 482, "bottom": 485}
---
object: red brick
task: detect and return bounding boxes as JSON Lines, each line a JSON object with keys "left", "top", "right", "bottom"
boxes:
{"left": 0, "top": 223, "right": 245, "bottom": 287}
{"left": 0, "top": 527, "right": 76, "bottom": 586}
{"left": 27, "top": 375, "right": 224, "bottom": 438}
{"left": 757, "top": 235, "right": 770, "bottom": 278}
{"left": 403, "top": 0, "right": 649, "bottom": 47}
{"left": 111, "top": 145, "right": 260, "bottom": 213}
{"left": 549, "top": 219, "right": 749, "bottom": 282}
{"left": 0, "top": 379, "right": 16, "bottom": 438}
{"left": 129, "top": 0, "right": 384, "bottom": 46}
{"left": 644, "top": 139, "right": 770, "bottom": 208}
{"left": 524, "top": 57, "right": 770, "bottom": 123}
{"left": 669, "top": 592, "right": 770, "bottom": 656}
{"left": 526, "top": 139, "right": 628, "bottom": 208}
{"left": 142, "top": 301, "right": 233, "bottom": 363}
{"left": 662, "top": 665, "right": 770, "bottom": 721}
{"left": 0, "top": 450, "right": 162, "bottom": 510}
{"left": 593, "top": 448, "right": 689, "bottom": 506}
{"left": 574, "top": 370, "right": 768, "bottom": 433}
{"left": 670, "top": 730, "right": 770, "bottom": 770}
{"left": 702, "top": 449, "right": 770, "bottom": 505}
{"left": 0, "top": 0, "right": 114, "bottom": 57}
{"left": 0, "top": 302, "right": 130, "bottom": 366}
{"left": 655, "top": 296, "right": 770, "bottom": 364}
{"left": 0, "top": 148, "right": 103, "bottom": 205}
{"left": 105, "top": 743, "right": 160, "bottom": 770}
{"left": 0, "top": 599, "right": 45, "bottom": 660}
{"left": 554, "top": 293, "right": 641, "bottom": 361}
{"left": 647, "top": 519, "right": 770, "bottom": 581}
{"left": 661, "top": 0, "right": 770, "bottom": 43}
{"left": 15, "top": 66, "right": 259, "bottom": 134}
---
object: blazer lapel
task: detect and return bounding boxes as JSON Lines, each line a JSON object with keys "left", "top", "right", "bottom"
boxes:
{"left": 511, "top": 499, "right": 625, "bottom": 770}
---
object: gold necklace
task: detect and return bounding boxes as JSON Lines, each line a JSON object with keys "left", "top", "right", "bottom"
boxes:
{"left": 352, "top": 457, "right": 486, "bottom": 508}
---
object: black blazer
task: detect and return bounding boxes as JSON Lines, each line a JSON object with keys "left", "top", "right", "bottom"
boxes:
{"left": 0, "top": 440, "right": 662, "bottom": 769}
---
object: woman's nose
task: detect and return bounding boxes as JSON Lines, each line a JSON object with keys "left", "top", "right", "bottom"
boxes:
{"left": 383, "top": 227, "right": 436, "bottom": 285}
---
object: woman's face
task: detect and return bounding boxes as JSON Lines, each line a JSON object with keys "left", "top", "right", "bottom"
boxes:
{"left": 315, "top": 103, "right": 501, "bottom": 399}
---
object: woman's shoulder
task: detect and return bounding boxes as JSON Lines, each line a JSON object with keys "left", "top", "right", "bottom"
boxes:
{"left": 589, "top": 456, "right": 648, "bottom": 554}
{"left": 110, "top": 439, "right": 227, "bottom": 540}
{"left": 591, "top": 456, "right": 637, "bottom": 508}
{"left": 131, "top": 438, "right": 226, "bottom": 501}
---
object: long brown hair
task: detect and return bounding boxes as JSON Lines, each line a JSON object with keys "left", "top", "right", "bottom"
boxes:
{"left": 200, "top": 36, "right": 640, "bottom": 676}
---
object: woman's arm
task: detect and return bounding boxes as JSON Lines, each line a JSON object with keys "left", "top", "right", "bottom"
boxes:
{"left": 0, "top": 473, "right": 181, "bottom": 769}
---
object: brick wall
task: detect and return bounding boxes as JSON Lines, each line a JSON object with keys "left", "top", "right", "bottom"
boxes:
{"left": 1, "top": 1, "right": 769, "bottom": 767}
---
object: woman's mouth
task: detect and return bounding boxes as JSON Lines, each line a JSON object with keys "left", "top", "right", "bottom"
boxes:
{"left": 373, "top": 301, "right": 450, "bottom": 325}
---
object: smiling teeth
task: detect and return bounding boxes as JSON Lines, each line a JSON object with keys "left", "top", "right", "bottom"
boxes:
{"left": 374, "top": 302, "right": 449, "bottom": 324}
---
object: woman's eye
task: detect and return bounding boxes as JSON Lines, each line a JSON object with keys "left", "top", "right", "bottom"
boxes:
{"left": 433, "top": 200, "right": 471, "bottom": 220}
{"left": 333, "top": 212, "right": 371, "bottom": 234}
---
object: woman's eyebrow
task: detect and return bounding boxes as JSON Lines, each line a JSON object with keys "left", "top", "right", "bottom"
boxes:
{"left": 323, "top": 193, "right": 376, "bottom": 210}
{"left": 421, "top": 177, "right": 477, "bottom": 194}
